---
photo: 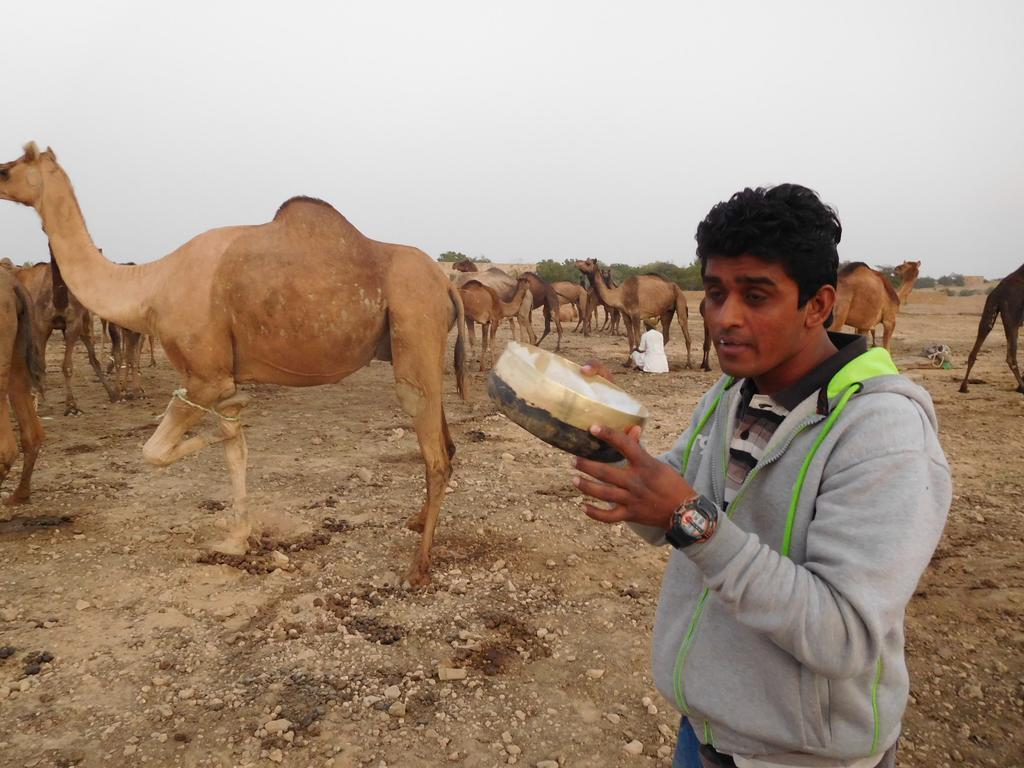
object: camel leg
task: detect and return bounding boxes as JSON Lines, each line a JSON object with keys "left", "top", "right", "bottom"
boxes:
{"left": 60, "top": 335, "right": 80, "bottom": 416}
{"left": 3, "top": 357, "right": 44, "bottom": 506}
{"left": 126, "top": 332, "right": 146, "bottom": 399}
{"left": 622, "top": 316, "right": 633, "bottom": 364}
{"left": 1002, "top": 319, "right": 1024, "bottom": 393}
{"left": 488, "top": 320, "right": 499, "bottom": 369}
{"left": 478, "top": 321, "right": 489, "bottom": 371}
{"left": 959, "top": 309, "right": 998, "bottom": 393}
{"left": 522, "top": 307, "right": 537, "bottom": 345}
{"left": 660, "top": 310, "right": 673, "bottom": 345}
{"left": 148, "top": 335, "right": 157, "bottom": 367}
{"left": 0, "top": 361, "right": 14, "bottom": 499}
{"left": 394, "top": 372, "right": 450, "bottom": 587}
{"left": 81, "top": 331, "right": 118, "bottom": 402}
{"left": 880, "top": 319, "right": 894, "bottom": 351}
{"left": 142, "top": 386, "right": 253, "bottom": 551}
{"left": 676, "top": 309, "right": 693, "bottom": 369}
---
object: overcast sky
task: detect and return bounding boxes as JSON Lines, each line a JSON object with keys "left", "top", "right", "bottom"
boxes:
{"left": 2, "top": 1, "right": 1022, "bottom": 279}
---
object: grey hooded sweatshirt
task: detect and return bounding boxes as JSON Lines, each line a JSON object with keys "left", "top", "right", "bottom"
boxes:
{"left": 632, "top": 348, "right": 951, "bottom": 762}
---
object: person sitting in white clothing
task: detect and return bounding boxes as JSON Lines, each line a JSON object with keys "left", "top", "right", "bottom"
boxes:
{"left": 630, "top": 322, "right": 669, "bottom": 373}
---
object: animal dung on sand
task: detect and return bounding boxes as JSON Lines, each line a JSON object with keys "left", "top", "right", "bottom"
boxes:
{"left": 486, "top": 342, "right": 648, "bottom": 462}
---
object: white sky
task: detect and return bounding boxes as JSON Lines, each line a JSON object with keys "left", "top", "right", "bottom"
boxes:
{"left": 2, "top": 1, "right": 1022, "bottom": 279}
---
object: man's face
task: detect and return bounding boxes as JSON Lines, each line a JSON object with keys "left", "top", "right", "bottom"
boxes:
{"left": 702, "top": 254, "right": 831, "bottom": 389}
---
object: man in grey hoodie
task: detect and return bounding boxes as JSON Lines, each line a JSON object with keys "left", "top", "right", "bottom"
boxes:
{"left": 573, "top": 185, "right": 950, "bottom": 768}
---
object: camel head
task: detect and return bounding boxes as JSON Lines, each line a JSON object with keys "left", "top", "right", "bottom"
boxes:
{"left": 0, "top": 142, "right": 57, "bottom": 209}
{"left": 575, "top": 258, "right": 599, "bottom": 274}
{"left": 452, "top": 259, "right": 478, "bottom": 273}
{"left": 894, "top": 260, "right": 921, "bottom": 282}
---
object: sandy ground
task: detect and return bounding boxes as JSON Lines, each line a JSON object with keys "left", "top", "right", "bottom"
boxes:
{"left": 0, "top": 290, "right": 1021, "bottom": 768}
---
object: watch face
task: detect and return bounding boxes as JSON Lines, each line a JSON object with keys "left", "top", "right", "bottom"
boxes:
{"left": 679, "top": 507, "right": 710, "bottom": 538}
{"left": 667, "top": 496, "right": 718, "bottom": 548}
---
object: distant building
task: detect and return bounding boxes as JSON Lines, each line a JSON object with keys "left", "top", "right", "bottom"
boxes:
{"left": 962, "top": 275, "right": 986, "bottom": 287}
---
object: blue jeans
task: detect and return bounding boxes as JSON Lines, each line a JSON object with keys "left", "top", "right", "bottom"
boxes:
{"left": 673, "top": 717, "right": 703, "bottom": 768}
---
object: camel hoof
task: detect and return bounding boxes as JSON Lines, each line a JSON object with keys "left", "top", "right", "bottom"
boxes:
{"left": 1017, "top": 385, "right": 1024, "bottom": 395}
{"left": 209, "top": 518, "right": 255, "bottom": 556}
{"left": 404, "top": 568, "right": 431, "bottom": 588}
{"left": 958, "top": 384, "right": 969, "bottom": 394}
{"left": 2, "top": 494, "right": 29, "bottom": 507}
{"left": 208, "top": 533, "right": 251, "bottom": 557}
{"left": 64, "top": 405, "right": 81, "bottom": 416}
{"left": 405, "top": 514, "right": 426, "bottom": 533}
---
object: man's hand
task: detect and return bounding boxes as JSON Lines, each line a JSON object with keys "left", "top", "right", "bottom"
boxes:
{"left": 580, "top": 360, "right": 614, "bottom": 382}
{"left": 573, "top": 424, "right": 697, "bottom": 528}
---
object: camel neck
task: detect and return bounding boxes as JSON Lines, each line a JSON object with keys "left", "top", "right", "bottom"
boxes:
{"left": 593, "top": 270, "right": 620, "bottom": 307}
{"left": 504, "top": 282, "right": 528, "bottom": 313}
{"left": 897, "top": 278, "right": 916, "bottom": 303}
{"left": 36, "top": 163, "right": 154, "bottom": 330}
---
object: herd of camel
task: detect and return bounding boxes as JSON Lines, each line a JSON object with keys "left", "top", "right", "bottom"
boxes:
{"left": 0, "top": 142, "right": 1022, "bottom": 585}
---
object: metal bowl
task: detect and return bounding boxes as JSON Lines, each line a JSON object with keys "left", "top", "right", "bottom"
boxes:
{"left": 487, "top": 342, "right": 649, "bottom": 462}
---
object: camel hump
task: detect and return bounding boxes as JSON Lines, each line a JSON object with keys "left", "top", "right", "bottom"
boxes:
{"left": 273, "top": 196, "right": 344, "bottom": 221}
{"left": 460, "top": 279, "right": 486, "bottom": 290}
{"left": 839, "top": 262, "right": 900, "bottom": 305}
{"left": 838, "top": 261, "right": 871, "bottom": 277}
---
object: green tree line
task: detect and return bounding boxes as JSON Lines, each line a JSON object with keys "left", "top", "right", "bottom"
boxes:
{"left": 533, "top": 259, "right": 703, "bottom": 290}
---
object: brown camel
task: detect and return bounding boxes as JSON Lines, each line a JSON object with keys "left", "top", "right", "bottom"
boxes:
{"left": 584, "top": 268, "right": 622, "bottom": 335}
{"left": 452, "top": 264, "right": 536, "bottom": 345}
{"left": 575, "top": 259, "right": 692, "bottom": 367}
{"left": 0, "top": 142, "right": 468, "bottom": 586}
{"left": 0, "top": 266, "right": 45, "bottom": 505}
{"left": 829, "top": 261, "right": 920, "bottom": 349}
{"left": 551, "top": 281, "right": 590, "bottom": 336}
{"left": 106, "top": 321, "right": 146, "bottom": 400}
{"left": 520, "top": 272, "right": 564, "bottom": 351}
{"left": 959, "top": 263, "right": 1024, "bottom": 394}
{"left": 14, "top": 257, "right": 117, "bottom": 414}
{"left": 458, "top": 277, "right": 530, "bottom": 370}
{"left": 101, "top": 318, "right": 158, "bottom": 368}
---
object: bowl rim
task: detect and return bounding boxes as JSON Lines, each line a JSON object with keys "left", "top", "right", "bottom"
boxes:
{"left": 492, "top": 342, "right": 649, "bottom": 433}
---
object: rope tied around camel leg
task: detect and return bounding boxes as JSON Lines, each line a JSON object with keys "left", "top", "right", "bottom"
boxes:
{"left": 170, "top": 388, "right": 242, "bottom": 422}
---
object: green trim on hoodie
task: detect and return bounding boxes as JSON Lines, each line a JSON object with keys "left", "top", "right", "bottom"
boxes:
{"left": 870, "top": 657, "right": 884, "bottom": 753}
{"left": 781, "top": 384, "right": 860, "bottom": 557}
{"left": 826, "top": 347, "right": 899, "bottom": 399}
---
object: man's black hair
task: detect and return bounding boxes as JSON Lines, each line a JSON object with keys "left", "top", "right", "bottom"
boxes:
{"left": 695, "top": 184, "right": 841, "bottom": 307}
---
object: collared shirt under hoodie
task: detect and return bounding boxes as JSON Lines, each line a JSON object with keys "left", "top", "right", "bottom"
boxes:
{"left": 725, "top": 334, "right": 869, "bottom": 509}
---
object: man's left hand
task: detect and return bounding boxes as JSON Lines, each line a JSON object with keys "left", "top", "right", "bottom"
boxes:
{"left": 573, "top": 424, "right": 696, "bottom": 528}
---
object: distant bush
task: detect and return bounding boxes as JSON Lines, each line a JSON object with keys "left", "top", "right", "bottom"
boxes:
{"left": 915, "top": 276, "right": 937, "bottom": 289}
{"left": 958, "top": 288, "right": 979, "bottom": 297}
{"left": 535, "top": 259, "right": 582, "bottom": 284}
{"left": 937, "top": 273, "right": 965, "bottom": 287}
{"left": 438, "top": 251, "right": 490, "bottom": 263}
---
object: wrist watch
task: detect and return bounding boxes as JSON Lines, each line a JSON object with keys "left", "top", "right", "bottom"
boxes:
{"left": 665, "top": 494, "right": 719, "bottom": 549}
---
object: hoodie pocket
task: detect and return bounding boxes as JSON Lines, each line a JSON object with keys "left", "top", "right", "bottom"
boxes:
{"left": 800, "top": 667, "right": 832, "bottom": 748}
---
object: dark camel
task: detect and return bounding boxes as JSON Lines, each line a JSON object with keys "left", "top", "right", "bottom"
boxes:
{"left": 15, "top": 256, "right": 117, "bottom": 414}
{"left": 520, "top": 272, "right": 564, "bottom": 351}
{"left": 959, "top": 263, "right": 1024, "bottom": 394}
{"left": 0, "top": 266, "right": 45, "bottom": 505}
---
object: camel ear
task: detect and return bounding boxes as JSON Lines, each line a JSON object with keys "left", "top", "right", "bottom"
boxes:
{"left": 23, "top": 141, "right": 39, "bottom": 161}
{"left": 45, "top": 146, "right": 57, "bottom": 161}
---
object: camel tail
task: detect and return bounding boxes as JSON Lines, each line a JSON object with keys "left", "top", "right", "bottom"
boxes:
{"left": 14, "top": 282, "right": 45, "bottom": 393}
{"left": 447, "top": 282, "right": 469, "bottom": 400}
